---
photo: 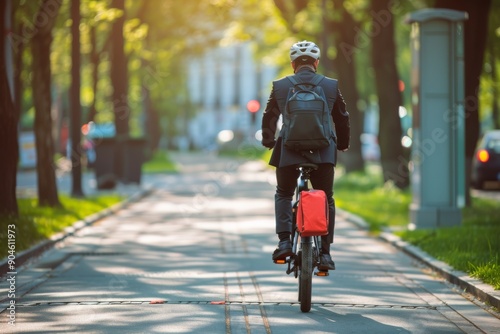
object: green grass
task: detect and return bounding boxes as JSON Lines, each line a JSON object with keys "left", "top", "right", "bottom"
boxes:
{"left": 142, "top": 150, "right": 178, "bottom": 173}
{"left": 334, "top": 165, "right": 500, "bottom": 290}
{"left": 335, "top": 165, "right": 411, "bottom": 232}
{"left": 0, "top": 194, "right": 123, "bottom": 259}
{"left": 398, "top": 198, "right": 500, "bottom": 290}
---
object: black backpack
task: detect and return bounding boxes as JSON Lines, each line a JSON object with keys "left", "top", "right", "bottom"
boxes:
{"left": 282, "top": 74, "right": 334, "bottom": 152}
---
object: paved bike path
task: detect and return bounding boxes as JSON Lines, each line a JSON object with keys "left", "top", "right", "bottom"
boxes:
{"left": 1, "top": 152, "right": 499, "bottom": 333}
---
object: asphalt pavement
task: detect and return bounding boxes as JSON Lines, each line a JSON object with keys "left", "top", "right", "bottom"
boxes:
{"left": 1, "top": 151, "right": 499, "bottom": 333}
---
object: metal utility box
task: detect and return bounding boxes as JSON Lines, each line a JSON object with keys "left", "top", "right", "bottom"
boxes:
{"left": 405, "top": 9, "right": 468, "bottom": 229}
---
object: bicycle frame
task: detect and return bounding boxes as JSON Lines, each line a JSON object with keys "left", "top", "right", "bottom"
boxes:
{"left": 281, "top": 163, "right": 328, "bottom": 312}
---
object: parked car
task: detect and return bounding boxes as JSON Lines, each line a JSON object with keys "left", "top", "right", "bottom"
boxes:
{"left": 471, "top": 130, "right": 500, "bottom": 189}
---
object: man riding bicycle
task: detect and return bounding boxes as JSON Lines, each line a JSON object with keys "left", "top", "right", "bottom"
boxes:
{"left": 261, "top": 40, "right": 350, "bottom": 271}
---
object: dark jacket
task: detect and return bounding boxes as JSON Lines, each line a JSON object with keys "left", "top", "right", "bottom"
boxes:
{"left": 261, "top": 67, "right": 350, "bottom": 168}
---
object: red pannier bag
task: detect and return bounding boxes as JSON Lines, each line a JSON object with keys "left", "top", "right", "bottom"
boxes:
{"left": 296, "top": 189, "right": 329, "bottom": 237}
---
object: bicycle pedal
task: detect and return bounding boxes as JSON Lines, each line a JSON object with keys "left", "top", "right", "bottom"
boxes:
{"left": 315, "top": 270, "right": 329, "bottom": 277}
{"left": 273, "top": 259, "right": 287, "bottom": 265}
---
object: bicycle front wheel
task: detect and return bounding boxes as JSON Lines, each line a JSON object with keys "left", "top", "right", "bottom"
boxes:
{"left": 299, "top": 239, "right": 313, "bottom": 312}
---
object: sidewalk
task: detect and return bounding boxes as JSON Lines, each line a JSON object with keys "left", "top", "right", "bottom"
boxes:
{"left": 3, "top": 152, "right": 499, "bottom": 333}
{"left": 3, "top": 167, "right": 152, "bottom": 276}
{"left": 16, "top": 153, "right": 498, "bottom": 311}
{"left": 340, "top": 209, "right": 500, "bottom": 312}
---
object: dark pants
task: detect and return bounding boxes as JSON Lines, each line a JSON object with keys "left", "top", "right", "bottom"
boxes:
{"left": 275, "top": 163, "right": 336, "bottom": 247}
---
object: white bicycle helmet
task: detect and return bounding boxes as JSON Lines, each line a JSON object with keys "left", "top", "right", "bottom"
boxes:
{"left": 289, "top": 40, "right": 321, "bottom": 62}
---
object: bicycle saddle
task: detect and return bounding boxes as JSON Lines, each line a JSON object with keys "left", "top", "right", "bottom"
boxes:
{"left": 297, "top": 163, "right": 319, "bottom": 170}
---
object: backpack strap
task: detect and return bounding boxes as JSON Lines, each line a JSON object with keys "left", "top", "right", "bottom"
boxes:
{"left": 311, "top": 74, "right": 325, "bottom": 86}
{"left": 287, "top": 74, "right": 324, "bottom": 87}
{"left": 287, "top": 75, "right": 300, "bottom": 86}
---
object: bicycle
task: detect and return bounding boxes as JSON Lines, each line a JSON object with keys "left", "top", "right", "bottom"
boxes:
{"left": 274, "top": 162, "right": 329, "bottom": 313}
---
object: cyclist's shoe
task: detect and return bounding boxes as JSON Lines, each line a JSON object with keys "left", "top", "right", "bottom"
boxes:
{"left": 318, "top": 254, "right": 336, "bottom": 271}
{"left": 272, "top": 240, "right": 294, "bottom": 261}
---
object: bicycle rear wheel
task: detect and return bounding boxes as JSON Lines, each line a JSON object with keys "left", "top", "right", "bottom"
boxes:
{"left": 299, "top": 238, "right": 312, "bottom": 312}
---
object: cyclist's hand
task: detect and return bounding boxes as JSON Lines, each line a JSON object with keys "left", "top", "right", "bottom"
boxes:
{"left": 262, "top": 139, "right": 276, "bottom": 149}
{"left": 338, "top": 144, "right": 349, "bottom": 152}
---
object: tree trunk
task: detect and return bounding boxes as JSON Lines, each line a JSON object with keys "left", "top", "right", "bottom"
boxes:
{"left": 110, "top": 0, "right": 130, "bottom": 137}
{"left": 110, "top": 0, "right": 130, "bottom": 181}
{"left": 435, "top": 0, "right": 491, "bottom": 206}
{"left": 489, "top": 42, "right": 499, "bottom": 129}
{"left": 31, "top": 0, "right": 62, "bottom": 207}
{"left": 329, "top": 0, "right": 365, "bottom": 173}
{"left": 0, "top": 0, "right": 19, "bottom": 216}
{"left": 371, "top": 0, "right": 409, "bottom": 188}
{"left": 135, "top": 0, "right": 159, "bottom": 156}
{"left": 142, "top": 67, "right": 162, "bottom": 157}
{"left": 12, "top": 3, "right": 22, "bottom": 123}
{"left": 87, "top": 25, "right": 99, "bottom": 123}
{"left": 70, "top": 0, "right": 84, "bottom": 197}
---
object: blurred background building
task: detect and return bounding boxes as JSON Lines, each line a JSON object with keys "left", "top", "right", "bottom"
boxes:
{"left": 185, "top": 42, "right": 277, "bottom": 151}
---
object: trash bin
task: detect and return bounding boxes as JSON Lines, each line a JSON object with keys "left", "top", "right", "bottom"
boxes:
{"left": 121, "top": 138, "right": 146, "bottom": 184}
{"left": 93, "top": 137, "right": 117, "bottom": 190}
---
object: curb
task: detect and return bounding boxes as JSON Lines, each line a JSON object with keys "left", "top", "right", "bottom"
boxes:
{"left": 0, "top": 187, "right": 154, "bottom": 277}
{"left": 338, "top": 209, "right": 500, "bottom": 310}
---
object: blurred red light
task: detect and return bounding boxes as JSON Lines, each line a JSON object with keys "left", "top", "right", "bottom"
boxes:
{"left": 246, "top": 100, "right": 260, "bottom": 113}
{"left": 398, "top": 80, "right": 405, "bottom": 92}
{"left": 81, "top": 123, "right": 89, "bottom": 135}
{"left": 477, "top": 149, "right": 489, "bottom": 163}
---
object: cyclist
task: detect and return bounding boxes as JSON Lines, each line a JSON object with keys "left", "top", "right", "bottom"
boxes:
{"left": 261, "top": 40, "right": 350, "bottom": 271}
